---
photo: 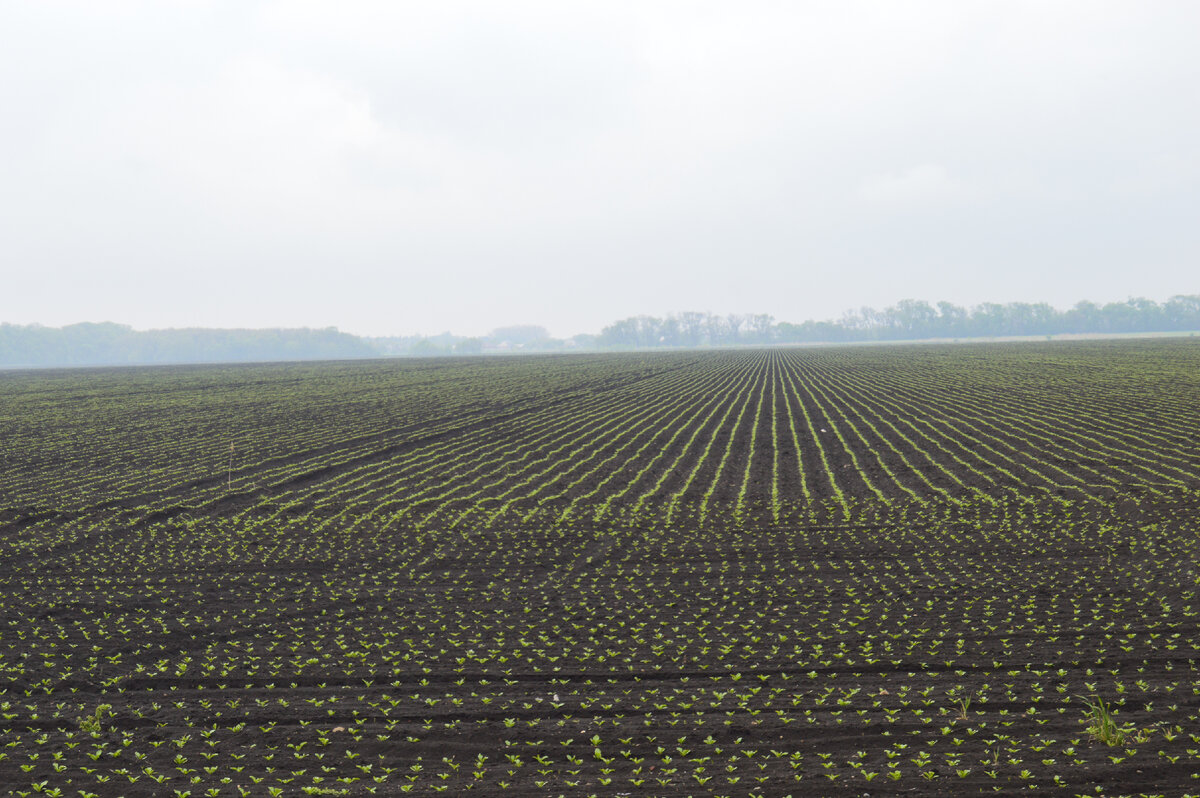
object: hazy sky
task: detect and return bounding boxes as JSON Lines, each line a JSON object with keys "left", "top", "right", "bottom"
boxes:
{"left": 2, "top": 2, "right": 1198, "bottom": 337}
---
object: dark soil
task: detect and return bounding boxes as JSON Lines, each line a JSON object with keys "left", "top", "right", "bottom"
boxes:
{"left": 3, "top": 342, "right": 1200, "bottom": 796}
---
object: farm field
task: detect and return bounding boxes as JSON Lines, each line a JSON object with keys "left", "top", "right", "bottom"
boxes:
{"left": 2, "top": 339, "right": 1200, "bottom": 796}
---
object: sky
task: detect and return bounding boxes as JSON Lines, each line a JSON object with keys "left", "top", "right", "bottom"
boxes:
{"left": 2, "top": 2, "right": 1198, "bottom": 338}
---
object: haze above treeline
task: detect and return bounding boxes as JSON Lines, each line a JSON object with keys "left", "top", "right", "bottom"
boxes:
{"left": 2, "top": 295, "right": 1198, "bottom": 369}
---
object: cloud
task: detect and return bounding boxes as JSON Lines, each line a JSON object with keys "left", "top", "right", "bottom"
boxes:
{"left": 2, "top": 2, "right": 1199, "bottom": 336}
{"left": 858, "top": 164, "right": 965, "bottom": 206}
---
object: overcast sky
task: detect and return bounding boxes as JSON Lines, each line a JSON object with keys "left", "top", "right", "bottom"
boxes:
{"left": 2, "top": 2, "right": 1198, "bottom": 337}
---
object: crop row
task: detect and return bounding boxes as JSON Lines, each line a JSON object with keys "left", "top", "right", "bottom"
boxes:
{"left": 3, "top": 493, "right": 1200, "bottom": 794}
{"left": 4, "top": 342, "right": 1199, "bottom": 533}
{"left": 4, "top": 339, "right": 1200, "bottom": 795}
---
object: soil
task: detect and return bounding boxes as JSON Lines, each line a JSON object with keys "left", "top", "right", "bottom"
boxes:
{"left": 3, "top": 343, "right": 1200, "bottom": 796}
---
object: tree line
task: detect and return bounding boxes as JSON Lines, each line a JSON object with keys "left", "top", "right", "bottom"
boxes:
{"left": 598, "top": 296, "right": 1200, "bottom": 347}
{"left": 0, "top": 322, "right": 375, "bottom": 368}
{"left": 3, "top": 295, "right": 1198, "bottom": 367}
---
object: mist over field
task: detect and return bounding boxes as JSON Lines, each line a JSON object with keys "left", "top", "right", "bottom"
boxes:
{"left": 4, "top": 293, "right": 1198, "bottom": 367}
{"left": 2, "top": 2, "right": 1198, "bottom": 336}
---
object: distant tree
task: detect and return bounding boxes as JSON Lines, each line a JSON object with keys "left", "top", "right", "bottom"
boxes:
{"left": 597, "top": 318, "right": 638, "bottom": 348}
{"left": 410, "top": 339, "right": 446, "bottom": 356}
{"left": 743, "top": 314, "right": 775, "bottom": 343}
{"left": 886, "top": 300, "right": 938, "bottom": 339}
{"left": 936, "top": 301, "right": 968, "bottom": 337}
{"left": 569, "top": 333, "right": 598, "bottom": 349}
{"left": 1164, "top": 295, "right": 1200, "bottom": 330}
{"left": 4, "top": 295, "right": 1198, "bottom": 368}
{"left": 676, "top": 312, "right": 709, "bottom": 346}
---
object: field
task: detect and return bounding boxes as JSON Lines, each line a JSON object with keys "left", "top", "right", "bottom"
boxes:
{"left": 2, "top": 339, "right": 1200, "bottom": 797}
